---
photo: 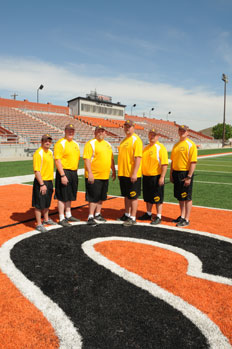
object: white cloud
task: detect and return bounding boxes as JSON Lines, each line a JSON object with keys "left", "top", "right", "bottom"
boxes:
{"left": 0, "top": 56, "right": 230, "bottom": 130}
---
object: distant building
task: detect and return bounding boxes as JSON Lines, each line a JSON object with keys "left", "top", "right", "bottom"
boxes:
{"left": 68, "top": 91, "right": 126, "bottom": 120}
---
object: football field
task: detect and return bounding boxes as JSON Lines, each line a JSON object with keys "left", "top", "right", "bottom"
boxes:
{"left": 0, "top": 149, "right": 231, "bottom": 348}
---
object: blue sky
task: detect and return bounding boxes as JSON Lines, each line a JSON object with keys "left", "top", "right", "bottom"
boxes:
{"left": 0, "top": 0, "right": 232, "bottom": 130}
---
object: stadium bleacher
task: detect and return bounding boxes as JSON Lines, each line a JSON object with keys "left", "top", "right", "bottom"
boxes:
{"left": 0, "top": 97, "right": 215, "bottom": 148}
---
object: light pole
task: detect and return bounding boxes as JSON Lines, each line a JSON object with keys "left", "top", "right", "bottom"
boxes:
{"left": 149, "top": 107, "right": 154, "bottom": 118}
{"left": 37, "top": 84, "right": 44, "bottom": 103}
{"left": 222, "top": 74, "right": 228, "bottom": 147}
{"left": 166, "top": 111, "right": 171, "bottom": 121}
{"left": 131, "top": 103, "right": 136, "bottom": 115}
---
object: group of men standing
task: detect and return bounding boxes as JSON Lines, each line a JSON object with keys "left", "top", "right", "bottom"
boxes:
{"left": 32, "top": 120, "right": 197, "bottom": 232}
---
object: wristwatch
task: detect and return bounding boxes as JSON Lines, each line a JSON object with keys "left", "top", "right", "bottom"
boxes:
{"left": 186, "top": 175, "right": 192, "bottom": 179}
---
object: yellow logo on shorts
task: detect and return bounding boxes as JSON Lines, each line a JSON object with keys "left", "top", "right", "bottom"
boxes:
{"left": 154, "top": 196, "right": 160, "bottom": 202}
{"left": 181, "top": 192, "right": 187, "bottom": 198}
{"left": 130, "top": 191, "right": 136, "bottom": 197}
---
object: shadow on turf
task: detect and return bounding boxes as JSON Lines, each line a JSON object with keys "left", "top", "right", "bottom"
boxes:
{"left": 8, "top": 205, "right": 173, "bottom": 230}
{"left": 10, "top": 208, "right": 59, "bottom": 228}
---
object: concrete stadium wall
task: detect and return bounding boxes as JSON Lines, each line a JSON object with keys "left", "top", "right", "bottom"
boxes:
{"left": 0, "top": 141, "right": 222, "bottom": 161}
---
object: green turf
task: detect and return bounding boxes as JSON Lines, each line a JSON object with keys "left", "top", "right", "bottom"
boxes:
{"left": 167, "top": 147, "right": 232, "bottom": 157}
{"left": 76, "top": 173, "right": 232, "bottom": 210}
{"left": 1, "top": 149, "right": 232, "bottom": 210}
{"left": 197, "top": 147, "right": 232, "bottom": 155}
{"left": 0, "top": 158, "right": 85, "bottom": 178}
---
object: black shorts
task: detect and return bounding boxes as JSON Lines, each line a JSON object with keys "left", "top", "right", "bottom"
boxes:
{"left": 119, "top": 176, "right": 141, "bottom": 199}
{"left": 32, "top": 179, "right": 53, "bottom": 210}
{"left": 85, "top": 179, "right": 109, "bottom": 203}
{"left": 143, "top": 175, "right": 164, "bottom": 204}
{"left": 172, "top": 170, "right": 194, "bottom": 201}
{"left": 55, "top": 169, "right": 78, "bottom": 202}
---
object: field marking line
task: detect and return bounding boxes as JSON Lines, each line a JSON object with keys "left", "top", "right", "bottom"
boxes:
{"left": 194, "top": 169, "right": 231, "bottom": 174}
{"left": 0, "top": 227, "right": 83, "bottom": 349}
{"left": 195, "top": 180, "right": 232, "bottom": 185}
{"left": 198, "top": 153, "right": 232, "bottom": 159}
{"left": 0, "top": 169, "right": 85, "bottom": 186}
{"left": 83, "top": 235, "right": 232, "bottom": 349}
{"left": 0, "top": 153, "right": 231, "bottom": 185}
{"left": 197, "top": 164, "right": 232, "bottom": 168}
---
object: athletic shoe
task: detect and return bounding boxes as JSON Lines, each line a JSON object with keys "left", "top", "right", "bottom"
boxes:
{"left": 117, "top": 214, "right": 130, "bottom": 222}
{"left": 43, "top": 218, "right": 56, "bottom": 225}
{"left": 138, "top": 213, "right": 152, "bottom": 221}
{"left": 66, "top": 216, "right": 80, "bottom": 222}
{"left": 176, "top": 219, "right": 189, "bottom": 227}
{"left": 87, "top": 217, "right": 97, "bottom": 226}
{"left": 172, "top": 216, "right": 183, "bottom": 223}
{"left": 94, "top": 214, "right": 107, "bottom": 222}
{"left": 150, "top": 217, "right": 161, "bottom": 225}
{"left": 123, "top": 218, "right": 136, "bottom": 227}
{"left": 59, "top": 219, "right": 72, "bottom": 227}
{"left": 36, "top": 224, "right": 47, "bottom": 233}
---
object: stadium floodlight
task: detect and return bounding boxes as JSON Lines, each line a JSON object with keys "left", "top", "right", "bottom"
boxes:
{"left": 149, "top": 107, "right": 155, "bottom": 118}
{"left": 131, "top": 104, "right": 136, "bottom": 115}
{"left": 166, "top": 111, "right": 171, "bottom": 121}
{"left": 37, "top": 84, "right": 44, "bottom": 103}
{"left": 221, "top": 74, "right": 228, "bottom": 147}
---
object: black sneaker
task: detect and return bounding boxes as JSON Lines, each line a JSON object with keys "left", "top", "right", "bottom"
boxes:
{"left": 150, "top": 217, "right": 161, "bottom": 225}
{"left": 123, "top": 218, "right": 137, "bottom": 227}
{"left": 176, "top": 219, "right": 189, "bottom": 227}
{"left": 59, "top": 219, "right": 72, "bottom": 227}
{"left": 66, "top": 216, "right": 80, "bottom": 222}
{"left": 117, "top": 214, "right": 130, "bottom": 222}
{"left": 87, "top": 217, "right": 97, "bottom": 226}
{"left": 172, "top": 216, "right": 183, "bottom": 223}
{"left": 94, "top": 214, "right": 107, "bottom": 222}
{"left": 138, "top": 213, "right": 152, "bottom": 221}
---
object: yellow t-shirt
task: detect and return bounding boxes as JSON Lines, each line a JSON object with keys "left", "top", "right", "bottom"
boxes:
{"left": 83, "top": 139, "right": 113, "bottom": 179}
{"left": 54, "top": 138, "right": 80, "bottom": 170}
{"left": 33, "top": 147, "right": 54, "bottom": 181}
{"left": 171, "top": 138, "right": 197, "bottom": 171}
{"left": 142, "top": 141, "right": 168, "bottom": 176}
{"left": 118, "top": 133, "right": 143, "bottom": 177}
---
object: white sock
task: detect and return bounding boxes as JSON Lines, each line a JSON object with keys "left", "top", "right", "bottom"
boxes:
{"left": 157, "top": 214, "right": 161, "bottom": 219}
{"left": 66, "top": 211, "right": 72, "bottom": 218}
{"left": 147, "top": 212, "right": 152, "bottom": 216}
{"left": 95, "top": 212, "right": 100, "bottom": 217}
{"left": 130, "top": 216, "right": 136, "bottom": 221}
{"left": 88, "top": 214, "right": 94, "bottom": 219}
{"left": 125, "top": 213, "right": 130, "bottom": 217}
{"left": 59, "top": 214, "right": 65, "bottom": 221}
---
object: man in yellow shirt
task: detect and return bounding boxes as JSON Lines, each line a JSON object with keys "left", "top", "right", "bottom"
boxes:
{"left": 54, "top": 124, "right": 80, "bottom": 227}
{"left": 170, "top": 125, "right": 197, "bottom": 227}
{"left": 117, "top": 120, "right": 143, "bottom": 226}
{"left": 83, "top": 126, "right": 116, "bottom": 225}
{"left": 32, "top": 134, "right": 56, "bottom": 233}
{"left": 139, "top": 129, "right": 168, "bottom": 225}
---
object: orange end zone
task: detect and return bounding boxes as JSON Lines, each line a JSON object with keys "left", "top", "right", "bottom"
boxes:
{"left": 0, "top": 183, "right": 231, "bottom": 347}
{"left": 95, "top": 241, "right": 232, "bottom": 345}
